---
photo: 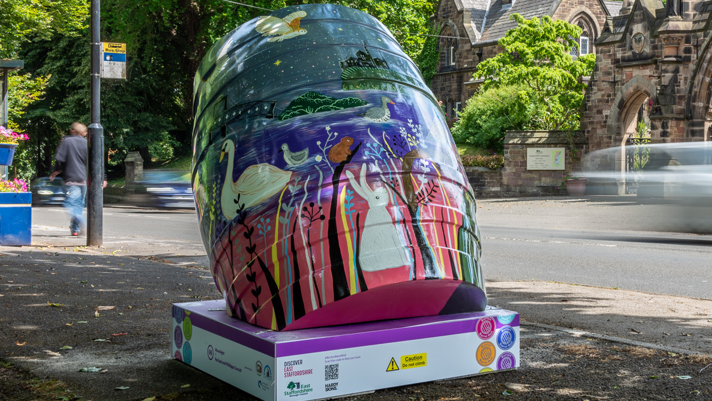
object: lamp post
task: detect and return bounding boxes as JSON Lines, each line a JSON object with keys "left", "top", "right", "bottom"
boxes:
{"left": 87, "top": 0, "right": 104, "bottom": 246}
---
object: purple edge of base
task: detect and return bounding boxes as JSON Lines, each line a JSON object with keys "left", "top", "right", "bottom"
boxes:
{"left": 173, "top": 301, "right": 520, "bottom": 358}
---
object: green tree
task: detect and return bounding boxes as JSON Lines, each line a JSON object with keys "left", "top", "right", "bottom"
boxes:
{"left": 15, "top": 0, "right": 437, "bottom": 179}
{"left": 413, "top": 23, "right": 439, "bottom": 83}
{"left": 473, "top": 14, "right": 595, "bottom": 131}
{"left": 0, "top": 0, "right": 88, "bottom": 58}
{"left": 451, "top": 85, "right": 537, "bottom": 152}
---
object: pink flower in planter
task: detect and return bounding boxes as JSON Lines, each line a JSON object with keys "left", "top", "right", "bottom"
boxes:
{"left": 0, "top": 126, "right": 30, "bottom": 145}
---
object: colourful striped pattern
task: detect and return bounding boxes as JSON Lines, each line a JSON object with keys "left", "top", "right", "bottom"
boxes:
{"left": 339, "top": 187, "right": 357, "bottom": 294}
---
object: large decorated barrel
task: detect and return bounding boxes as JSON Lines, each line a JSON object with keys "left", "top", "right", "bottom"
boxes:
{"left": 191, "top": 4, "right": 486, "bottom": 331}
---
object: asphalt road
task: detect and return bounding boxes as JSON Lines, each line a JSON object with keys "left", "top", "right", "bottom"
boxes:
{"left": 32, "top": 206, "right": 202, "bottom": 243}
{"left": 480, "top": 225, "right": 712, "bottom": 299}
{"left": 32, "top": 196, "right": 712, "bottom": 301}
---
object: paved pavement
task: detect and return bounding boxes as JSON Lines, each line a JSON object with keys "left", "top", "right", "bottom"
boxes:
{"left": 0, "top": 198, "right": 710, "bottom": 400}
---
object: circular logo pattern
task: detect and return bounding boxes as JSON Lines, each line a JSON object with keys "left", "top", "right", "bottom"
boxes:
{"left": 476, "top": 341, "right": 496, "bottom": 366}
{"left": 174, "top": 350, "right": 182, "bottom": 361}
{"left": 497, "top": 352, "right": 516, "bottom": 370}
{"left": 183, "top": 316, "right": 193, "bottom": 341}
{"left": 479, "top": 367, "right": 493, "bottom": 373}
{"left": 173, "top": 306, "right": 184, "bottom": 324}
{"left": 497, "top": 326, "right": 516, "bottom": 350}
{"left": 476, "top": 317, "right": 496, "bottom": 340}
{"left": 173, "top": 325, "right": 183, "bottom": 348}
{"left": 207, "top": 345, "right": 214, "bottom": 360}
{"left": 183, "top": 342, "right": 193, "bottom": 365}
{"left": 497, "top": 314, "right": 515, "bottom": 325}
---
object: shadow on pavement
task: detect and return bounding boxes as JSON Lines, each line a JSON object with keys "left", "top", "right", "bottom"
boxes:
{"left": 1, "top": 247, "right": 710, "bottom": 400}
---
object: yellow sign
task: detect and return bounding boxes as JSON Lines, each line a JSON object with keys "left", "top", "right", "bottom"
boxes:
{"left": 400, "top": 353, "right": 427, "bottom": 370}
{"left": 103, "top": 42, "right": 126, "bottom": 54}
{"left": 386, "top": 357, "right": 399, "bottom": 372}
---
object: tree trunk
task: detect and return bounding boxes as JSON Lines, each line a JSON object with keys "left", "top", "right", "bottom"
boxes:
{"left": 328, "top": 143, "right": 362, "bottom": 301}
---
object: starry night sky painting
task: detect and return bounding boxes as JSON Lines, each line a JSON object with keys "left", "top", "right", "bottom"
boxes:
{"left": 191, "top": 4, "right": 487, "bottom": 331}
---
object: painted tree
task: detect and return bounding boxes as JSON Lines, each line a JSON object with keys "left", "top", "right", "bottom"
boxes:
{"left": 473, "top": 14, "right": 595, "bottom": 131}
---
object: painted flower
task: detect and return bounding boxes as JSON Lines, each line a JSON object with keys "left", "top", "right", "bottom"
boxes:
{"left": 315, "top": 155, "right": 322, "bottom": 162}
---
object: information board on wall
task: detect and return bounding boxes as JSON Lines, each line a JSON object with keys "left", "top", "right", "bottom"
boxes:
{"left": 100, "top": 42, "right": 126, "bottom": 79}
{"left": 526, "top": 147, "right": 565, "bottom": 170}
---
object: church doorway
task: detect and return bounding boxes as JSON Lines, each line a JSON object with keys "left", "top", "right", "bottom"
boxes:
{"left": 619, "top": 91, "right": 652, "bottom": 194}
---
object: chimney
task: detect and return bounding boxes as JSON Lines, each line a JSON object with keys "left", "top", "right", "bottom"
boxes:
{"left": 619, "top": 0, "right": 634, "bottom": 15}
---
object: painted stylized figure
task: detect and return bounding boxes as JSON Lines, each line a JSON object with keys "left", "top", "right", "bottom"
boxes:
{"left": 279, "top": 143, "right": 310, "bottom": 166}
{"left": 361, "top": 96, "right": 395, "bottom": 122}
{"left": 328, "top": 136, "right": 354, "bottom": 163}
{"left": 220, "top": 140, "right": 292, "bottom": 219}
{"left": 345, "top": 163, "right": 410, "bottom": 272}
{"left": 255, "top": 11, "right": 308, "bottom": 42}
{"left": 194, "top": 4, "right": 488, "bottom": 331}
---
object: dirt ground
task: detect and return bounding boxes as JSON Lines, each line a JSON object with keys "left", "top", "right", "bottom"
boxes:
{"left": 2, "top": 325, "right": 710, "bottom": 401}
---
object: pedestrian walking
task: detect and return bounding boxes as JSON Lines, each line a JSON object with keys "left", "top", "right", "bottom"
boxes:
{"left": 50, "top": 122, "right": 88, "bottom": 236}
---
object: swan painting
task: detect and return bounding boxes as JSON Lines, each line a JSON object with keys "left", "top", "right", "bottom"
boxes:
{"left": 192, "top": 4, "right": 489, "bottom": 332}
{"left": 219, "top": 139, "right": 292, "bottom": 220}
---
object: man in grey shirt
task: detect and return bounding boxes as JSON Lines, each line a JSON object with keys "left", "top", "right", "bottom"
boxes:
{"left": 50, "top": 122, "right": 88, "bottom": 236}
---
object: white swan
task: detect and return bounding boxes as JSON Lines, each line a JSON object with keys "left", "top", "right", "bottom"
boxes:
{"left": 219, "top": 139, "right": 292, "bottom": 220}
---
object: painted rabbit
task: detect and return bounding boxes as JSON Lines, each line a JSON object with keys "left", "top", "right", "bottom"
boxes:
{"left": 345, "top": 163, "right": 411, "bottom": 272}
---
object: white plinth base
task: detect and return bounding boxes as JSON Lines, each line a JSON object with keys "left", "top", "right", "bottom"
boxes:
{"left": 171, "top": 300, "right": 519, "bottom": 401}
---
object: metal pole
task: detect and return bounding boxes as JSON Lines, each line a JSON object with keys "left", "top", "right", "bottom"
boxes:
{"left": 1, "top": 68, "right": 8, "bottom": 180}
{"left": 87, "top": 0, "right": 103, "bottom": 246}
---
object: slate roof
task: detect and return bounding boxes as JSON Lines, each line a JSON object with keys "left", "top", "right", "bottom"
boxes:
{"left": 455, "top": 0, "right": 618, "bottom": 45}
{"left": 603, "top": 1, "right": 623, "bottom": 16}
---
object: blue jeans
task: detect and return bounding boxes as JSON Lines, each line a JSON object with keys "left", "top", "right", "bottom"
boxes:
{"left": 65, "top": 185, "right": 87, "bottom": 234}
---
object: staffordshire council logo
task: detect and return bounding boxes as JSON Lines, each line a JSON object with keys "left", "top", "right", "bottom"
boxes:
{"left": 207, "top": 345, "right": 214, "bottom": 360}
{"left": 497, "top": 326, "right": 516, "bottom": 350}
{"left": 476, "top": 317, "right": 496, "bottom": 340}
{"left": 497, "top": 352, "right": 516, "bottom": 370}
{"left": 173, "top": 325, "right": 183, "bottom": 349}
{"left": 497, "top": 314, "right": 516, "bottom": 325}
{"left": 476, "top": 341, "right": 496, "bottom": 366}
{"left": 183, "top": 342, "right": 193, "bottom": 365}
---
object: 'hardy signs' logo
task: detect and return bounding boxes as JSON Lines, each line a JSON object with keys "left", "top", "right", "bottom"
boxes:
{"left": 207, "top": 345, "right": 214, "bottom": 360}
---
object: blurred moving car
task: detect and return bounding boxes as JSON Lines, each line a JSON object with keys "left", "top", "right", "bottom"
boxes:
{"left": 31, "top": 177, "right": 67, "bottom": 206}
{"left": 581, "top": 142, "right": 712, "bottom": 233}
{"left": 123, "top": 170, "right": 195, "bottom": 209}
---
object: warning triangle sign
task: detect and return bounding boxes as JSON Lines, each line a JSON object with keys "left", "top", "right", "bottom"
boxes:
{"left": 386, "top": 357, "right": 399, "bottom": 372}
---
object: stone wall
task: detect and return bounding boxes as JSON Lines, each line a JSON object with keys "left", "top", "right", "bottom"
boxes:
{"left": 464, "top": 131, "right": 588, "bottom": 198}
{"left": 502, "top": 131, "right": 588, "bottom": 196}
{"left": 430, "top": 0, "right": 503, "bottom": 112}
{"left": 465, "top": 167, "right": 505, "bottom": 198}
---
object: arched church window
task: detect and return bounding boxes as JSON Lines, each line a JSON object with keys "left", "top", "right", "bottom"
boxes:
{"left": 571, "top": 21, "right": 592, "bottom": 57}
{"left": 441, "top": 28, "right": 456, "bottom": 67}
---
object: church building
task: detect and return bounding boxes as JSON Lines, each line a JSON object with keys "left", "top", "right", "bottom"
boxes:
{"left": 431, "top": 0, "right": 622, "bottom": 116}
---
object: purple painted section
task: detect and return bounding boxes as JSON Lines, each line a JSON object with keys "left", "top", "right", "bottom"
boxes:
{"left": 174, "top": 301, "right": 520, "bottom": 359}
{"left": 175, "top": 303, "right": 275, "bottom": 357}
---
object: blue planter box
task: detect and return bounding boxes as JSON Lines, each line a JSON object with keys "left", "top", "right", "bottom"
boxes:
{"left": 0, "top": 192, "right": 31, "bottom": 245}
{"left": 0, "top": 144, "right": 18, "bottom": 166}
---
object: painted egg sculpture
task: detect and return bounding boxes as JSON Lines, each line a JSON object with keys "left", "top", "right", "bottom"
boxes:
{"left": 191, "top": 4, "right": 486, "bottom": 331}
